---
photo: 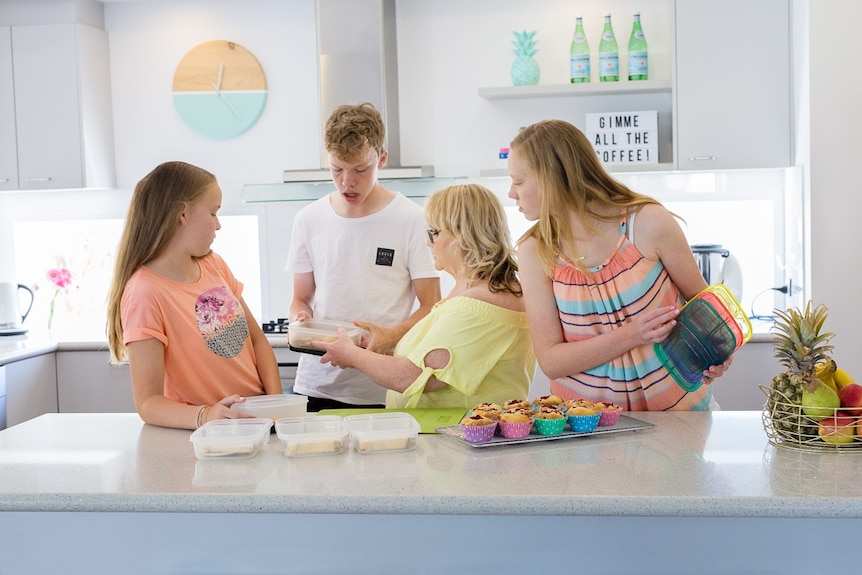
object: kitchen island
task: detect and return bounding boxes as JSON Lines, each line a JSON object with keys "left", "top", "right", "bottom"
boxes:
{"left": 1, "top": 411, "right": 860, "bottom": 573}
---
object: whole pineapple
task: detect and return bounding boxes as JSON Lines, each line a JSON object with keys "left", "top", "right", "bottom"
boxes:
{"left": 511, "top": 30, "right": 540, "bottom": 86}
{"left": 768, "top": 301, "right": 835, "bottom": 443}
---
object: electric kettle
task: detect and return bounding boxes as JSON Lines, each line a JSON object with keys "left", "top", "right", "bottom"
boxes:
{"left": 0, "top": 283, "right": 34, "bottom": 335}
{"left": 690, "top": 244, "right": 743, "bottom": 301}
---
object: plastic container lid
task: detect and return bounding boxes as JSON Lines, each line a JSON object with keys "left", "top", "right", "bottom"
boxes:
{"left": 344, "top": 412, "right": 421, "bottom": 454}
{"left": 275, "top": 415, "right": 349, "bottom": 457}
{"left": 655, "top": 284, "right": 753, "bottom": 392}
{"left": 230, "top": 394, "right": 308, "bottom": 421}
{"left": 189, "top": 418, "right": 273, "bottom": 460}
{"left": 288, "top": 319, "right": 363, "bottom": 355}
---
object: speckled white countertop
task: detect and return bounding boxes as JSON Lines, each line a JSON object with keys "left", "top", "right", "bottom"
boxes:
{"left": 1, "top": 411, "right": 860, "bottom": 518}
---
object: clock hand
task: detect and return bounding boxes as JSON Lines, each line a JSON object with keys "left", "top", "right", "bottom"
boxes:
{"left": 215, "top": 62, "right": 224, "bottom": 90}
{"left": 211, "top": 81, "right": 242, "bottom": 119}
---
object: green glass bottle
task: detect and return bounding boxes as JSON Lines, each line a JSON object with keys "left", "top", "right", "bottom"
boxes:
{"left": 598, "top": 14, "right": 619, "bottom": 82}
{"left": 627, "top": 12, "right": 649, "bottom": 81}
{"left": 569, "top": 16, "right": 590, "bottom": 83}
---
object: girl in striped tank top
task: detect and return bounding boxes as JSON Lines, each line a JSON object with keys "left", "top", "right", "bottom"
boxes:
{"left": 507, "top": 120, "right": 732, "bottom": 411}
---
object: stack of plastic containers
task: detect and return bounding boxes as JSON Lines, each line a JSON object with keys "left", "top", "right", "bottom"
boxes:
{"left": 654, "top": 284, "right": 752, "bottom": 392}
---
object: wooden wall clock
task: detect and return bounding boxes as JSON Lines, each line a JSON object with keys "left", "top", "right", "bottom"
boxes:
{"left": 172, "top": 40, "right": 267, "bottom": 139}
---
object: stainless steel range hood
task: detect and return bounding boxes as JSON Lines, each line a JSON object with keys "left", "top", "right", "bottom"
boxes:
{"left": 282, "top": 0, "right": 432, "bottom": 183}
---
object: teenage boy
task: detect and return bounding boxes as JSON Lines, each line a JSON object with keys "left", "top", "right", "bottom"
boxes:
{"left": 287, "top": 103, "right": 441, "bottom": 410}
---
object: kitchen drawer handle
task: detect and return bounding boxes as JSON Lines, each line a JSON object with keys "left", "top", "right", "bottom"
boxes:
{"left": 688, "top": 156, "right": 717, "bottom": 162}
{"left": 24, "top": 177, "right": 53, "bottom": 182}
{"left": 0, "top": 178, "right": 9, "bottom": 183}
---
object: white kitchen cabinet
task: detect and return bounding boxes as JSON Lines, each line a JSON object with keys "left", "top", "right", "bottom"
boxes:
{"left": 5, "top": 353, "right": 58, "bottom": 427}
{"left": 8, "top": 23, "right": 115, "bottom": 190}
{"left": 0, "top": 27, "right": 17, "bottom": 190}
{"left": 675, "top": 0, "right": 791, "bottom": 170}
{"left": 56, "top": 351, "right": 135, "bottom": 413}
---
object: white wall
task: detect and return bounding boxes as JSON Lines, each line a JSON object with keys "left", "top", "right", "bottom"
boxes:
{"left": 808, "top": 0, "right": 862, "bottom": 375}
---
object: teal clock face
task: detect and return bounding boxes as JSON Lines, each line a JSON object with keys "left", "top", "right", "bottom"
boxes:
{"left": 172, "top": 40, "right": 267, "bottom": 139}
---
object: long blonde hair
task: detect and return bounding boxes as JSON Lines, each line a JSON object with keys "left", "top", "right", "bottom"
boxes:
{"left": 106, "top": 161, "right": 216, "bottom": 364}
{"left": 510, "top": 119, "right": 660, "bottom": 273}
{"left": 425, "top": 184, "right": 522, "bottom": 296}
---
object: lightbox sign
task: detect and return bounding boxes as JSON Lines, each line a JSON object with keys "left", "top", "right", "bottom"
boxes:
{"left": 585, "top": 111, "right": 658, "bottom": 165}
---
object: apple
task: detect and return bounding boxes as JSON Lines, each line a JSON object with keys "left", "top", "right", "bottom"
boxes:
{"left": 838, "top": 383, "right": 862, "bottom": 415}
{"left": 818, "top": 414, "right": 856, "bottom": 444}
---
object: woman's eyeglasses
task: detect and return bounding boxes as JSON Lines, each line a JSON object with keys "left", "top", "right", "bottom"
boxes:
{"left": 426, "top": 229, "right": 441, "bottom": 243}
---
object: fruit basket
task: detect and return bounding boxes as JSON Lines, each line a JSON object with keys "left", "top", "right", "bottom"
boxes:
{"left": 759, "top": 385, "right": 862, "bottom": 452}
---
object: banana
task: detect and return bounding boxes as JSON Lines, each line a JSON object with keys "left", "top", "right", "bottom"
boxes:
{"left": 815, "top": 360, "right": 839, "bottom": 394}
{"left": 834, "top": 367, "right": 856, "bottom": 390}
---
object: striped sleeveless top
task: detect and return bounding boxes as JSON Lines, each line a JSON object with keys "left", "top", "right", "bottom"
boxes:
{"left": 549, "top": 211, "right": 712, "bottom": 411}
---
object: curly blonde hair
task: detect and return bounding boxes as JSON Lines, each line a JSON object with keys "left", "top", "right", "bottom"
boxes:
{"left": 324, "top": 102, "right": 386, "bottom": 162}
{"left": 425, "top": 184, "right": 522, "bottom": 296}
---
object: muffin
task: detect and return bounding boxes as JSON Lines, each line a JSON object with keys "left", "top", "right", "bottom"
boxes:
{"left": 567, "top": 406, "right": 601, "bottom": 433}
{"left": 471, "top": 402, "right": 501, "bottom": 421}
{"left": 595, "top": 402, "right": 623, "bottom": 426}
{"left": 497, "top": 410, "right": 534, "bottom": 439}
{"left": 533, "top": 410, "right": 567, "bottom": 436}
{"left": 502, "top": 399, "right": 531, "bottom": 411}
{"left": 537, "top": 405, "right": 565, "bottom": 416}
{"left": 460, "top": 413, "right": 497, "bottom": 443}
{"left": 563, "top": 398, "right": 596, "bottom": 411}
{"left": 532, "top": 394, "right": 564, "bottom": 408}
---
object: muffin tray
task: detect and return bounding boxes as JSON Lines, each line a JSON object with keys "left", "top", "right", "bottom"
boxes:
{"left": 435, "top": 414, "right": 655, "bottom": 448}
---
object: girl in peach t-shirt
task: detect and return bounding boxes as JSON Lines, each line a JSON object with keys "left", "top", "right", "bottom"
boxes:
{"left": 107, "top": 161, "right": 281, "bottom": 429}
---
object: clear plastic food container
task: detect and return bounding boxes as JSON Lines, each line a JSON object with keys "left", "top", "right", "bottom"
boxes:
{"left": 230, "top": 394, "right": 308, "bottom": 421}
{"left": 275, "top": 415, "right": 349, "bottom": 457}
{"left": 344, "top": 412, "right": 421, "bottom": 454}
{"left": 189, "top": 418, "right": 273, "bottom": 460}
{"left": 288, "top": 319, "right": 363, "bottom": 355}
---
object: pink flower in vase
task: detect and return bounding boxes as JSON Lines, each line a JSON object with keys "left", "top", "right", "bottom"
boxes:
{"left": 46, "top": 267, "right": 73, "bottom": 330}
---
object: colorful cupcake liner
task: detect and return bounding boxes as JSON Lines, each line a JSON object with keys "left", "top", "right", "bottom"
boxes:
{"left": 568, "top": 413, "right": 601, "bottom": 433}
{"left": 598, "top": 408, "right": 622, "bottom": 427}
{"left": 533, "top": 417, "right": 567, "bottom": 436}
{"left": 497, "top": 420, "right": 534, "bottom": 439}
{"left": 461, "top": 422, "right": 497, "bottom": 443}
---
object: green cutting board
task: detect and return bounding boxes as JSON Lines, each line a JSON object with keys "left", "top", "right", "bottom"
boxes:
{"left": 316, "top": 408, "right": 467, "bottom": 434}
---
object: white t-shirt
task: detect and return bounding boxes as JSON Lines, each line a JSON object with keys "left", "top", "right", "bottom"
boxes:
{"left": 286, "top": 191, "right": 438, "bottom": 404}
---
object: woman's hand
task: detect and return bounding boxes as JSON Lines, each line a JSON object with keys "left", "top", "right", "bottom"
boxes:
{"left": 314, "top": 327, "right": 360, "bottom": 369}
{"left": 701, "top": 356, "right": 734, "bottom": 385}
{"left": 354, "top": 320, "right": 398, "bottom": 354}
{"left": 632, "top": 305, "right": 680, "bottom": 345}
{"left": 199, "top": 394, "right": 251, "bottom": 426}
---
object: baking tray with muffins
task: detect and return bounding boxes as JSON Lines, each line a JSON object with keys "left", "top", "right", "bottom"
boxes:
{"left": 435, "top": 414, "right": 656, "bottom": 448}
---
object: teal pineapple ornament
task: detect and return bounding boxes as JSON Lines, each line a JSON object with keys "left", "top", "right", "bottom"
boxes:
{"left": 511, "top": 30, "right": 540, "bottom": 86}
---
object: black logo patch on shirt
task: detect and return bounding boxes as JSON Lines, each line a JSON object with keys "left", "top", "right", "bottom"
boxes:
{"left": 375, "top": 247, "right": 395, "bottom": 267}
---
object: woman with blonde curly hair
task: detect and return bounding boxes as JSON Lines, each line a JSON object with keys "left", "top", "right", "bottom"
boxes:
{"left": 314, "top": 183, "right": 536, "bottom": 409}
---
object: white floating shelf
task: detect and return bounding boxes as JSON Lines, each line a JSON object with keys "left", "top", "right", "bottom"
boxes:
{"left": 478, "top": 80, "right": 672, "bottom": 100}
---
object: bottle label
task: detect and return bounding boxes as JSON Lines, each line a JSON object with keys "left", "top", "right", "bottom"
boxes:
{"left": 599, "top": 53, "right": 619, "bottom": 77}
{"left": 570, "top": 54, "right": 590, "bottom": 79}
{"left": 628, "top": 51, "right": 648, "bottom": 75}
{"left": 633, "top": 30, "right": 645, "bottom": 40}
{"left": 573, "top": 32, "right": 586, "bottom": 43}
{"left": 602, "top": 31, "right": 616, "bottom": 42}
